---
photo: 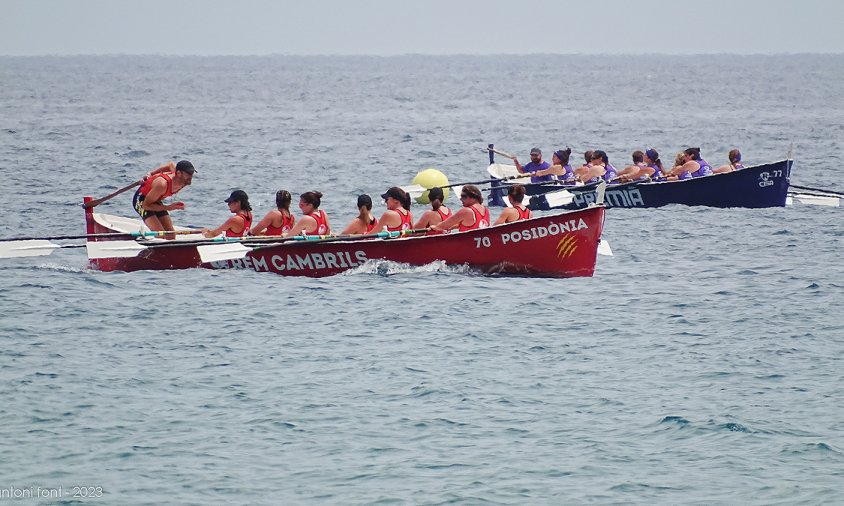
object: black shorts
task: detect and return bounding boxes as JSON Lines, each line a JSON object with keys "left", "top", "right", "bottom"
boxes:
{"left": 132, "top": 190, "right": 169, "bottom": 220}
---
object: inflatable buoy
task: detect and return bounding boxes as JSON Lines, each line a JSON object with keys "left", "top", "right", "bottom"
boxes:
{"left": 412, "top": 168, "right": 449, "bottom": 204}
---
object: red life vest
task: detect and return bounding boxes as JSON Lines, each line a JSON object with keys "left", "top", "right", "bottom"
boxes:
{"left": 266, "top": 210, "right": 294, "bottom": 236}
{"left": 304, "top": 209, "right": 329, "bottom": 236}
{"left": 138, "top": 172, "right": 176, "bottom": 201}
{"left": 458, "top": 205, "right": 490, "bottom": 232}
{"left": 226, "top": 211, "right": 253, "bottom": 238}
{"left": 386, "top": 209, "right": 413, "bottom": 233}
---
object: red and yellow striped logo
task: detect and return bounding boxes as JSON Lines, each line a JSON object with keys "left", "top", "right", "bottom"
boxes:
{"left": 556, "top": 234, "right": 578, "bottom": 259}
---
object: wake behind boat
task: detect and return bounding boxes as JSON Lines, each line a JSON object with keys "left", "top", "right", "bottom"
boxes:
{"left": 82, "top": 196, "right": 608, "bottom": 278}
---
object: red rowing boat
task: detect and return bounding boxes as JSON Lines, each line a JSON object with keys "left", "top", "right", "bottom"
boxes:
{"left": 83, "top": 196, "right": 606, "bottom": 278}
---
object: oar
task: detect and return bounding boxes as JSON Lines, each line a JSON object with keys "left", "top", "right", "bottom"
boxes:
{"left": 82, "top": 180, "right": 143, "bottom": 208}
{"left": 198, "top": 228, "right": 430, "bottom": 263}
{"left": 789, "top": 184, "right": 844, "bottom": 197}
{"left": 0, "top": 229, "right": 202, "bottom": 243}
{"left": 402, "top": 171, "right": 542, "bottom": 196}
{"left": 787, "top": 192, "right": 841, "bottom": 207}
{"left": 0, "top": 240, "right": 91, "bottom": 259}
{"left": 481, "top": 146, "right": 517, "bottom": 160}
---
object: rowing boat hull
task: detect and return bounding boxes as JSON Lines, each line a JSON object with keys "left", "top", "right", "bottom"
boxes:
{"left": 84, "top": 200, "right": 606, "bottom": 278}
{"left": 525, "top": 160, "right": 792, "bottom": 210}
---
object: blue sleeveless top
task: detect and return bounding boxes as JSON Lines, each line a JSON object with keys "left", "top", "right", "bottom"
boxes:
{"left": 690, "top": 158, "right": 713, "bottom": 178}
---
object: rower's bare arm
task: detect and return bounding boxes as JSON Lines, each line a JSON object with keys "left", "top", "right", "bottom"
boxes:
{"left": 249, "top": 211, "right": 273, "bottom": 235}
{"left": 143, "top": 179, "right": 184, "bottom": 212}
{"left": 494, "top": 208, "right": 516, "bottom": 226}
{"left": 288, "top": 215, "right": 314, "bottom": 236}
{"left": 202, "top": 216, "right": 239, "bottom": 238}
{"left": 432, "top": 208, "right": 467, "bottom": 232}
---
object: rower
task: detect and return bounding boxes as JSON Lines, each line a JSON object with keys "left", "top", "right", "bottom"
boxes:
{"left": 714, "top": 148, "right": 744, "bottom": 173}
{"left": 132, "top": 160, "right": 195, "bottom": 239}
{"left": 202, "top": 190, "right": 253, "bottom": 238}
{"left": 668, "top": 147, "right": 713, "bottom": 179}
{"left": 430, "top": 185, "right": 490, "bottom": 233}
{"left": 531, "top": 148, "right": 576, "bottom": 183}
{"left": 413, "top": 187, "right": 451, "bottom": 232}
{"left": 617, "top": 150, "right": 648, "bottom": 182}
{"left": 509, "top": 147, "right": 552, "bottom": 183}
{"left": 251, "top": 189, "right": 295, "bottom": 236}
{"left": 376, "top": 187, "right": 413, "bottom": 234}
{"left": 288, "top": 191, "right": 331, "bottom": 236}
{"left": 494, "top": 184, "right": 532, "bottom": 225}
{"left": 340, "top": 194, "right": 378, "bottom": 235}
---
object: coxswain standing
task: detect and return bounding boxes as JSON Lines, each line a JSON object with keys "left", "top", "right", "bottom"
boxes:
{"left": 287, "top": 191, "right": 331, "bottom": 236}
{"left": 430, "top": 185, "right": 490, "bottom": 233}
{"left": 202, "top": 190, "right": 253, "bottom": 238}
{"left": 132, "top": 160, "right": 195, "bottom": 239}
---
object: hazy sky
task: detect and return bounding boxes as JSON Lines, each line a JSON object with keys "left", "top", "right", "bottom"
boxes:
{"left": 2, "top": 0, "right": 842, "bottom": 56}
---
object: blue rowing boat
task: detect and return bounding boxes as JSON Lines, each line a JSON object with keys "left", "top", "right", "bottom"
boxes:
{"left": 490, "top": 160, "right": 792, "bottom": 210}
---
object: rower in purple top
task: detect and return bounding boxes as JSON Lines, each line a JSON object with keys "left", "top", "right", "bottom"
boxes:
{"left": 668, "top": 147, "right": 713, "bottom": 179}
{"left": 617, "top": 150, "right": 649, "bottom": 182}
{"left": 509, "top": 147, "right": 552, "bottom": 183}
{"left": 531, "top": 148, "right": 576, "bottom": 184}
{"left": 575, "top": 150, "right": 618, "bottom": 184}
{"left": 643, "top": 148, "right": 666, "bottom": 181}
{"left": 714, "top": 148, "right": 745, "bottom": 174}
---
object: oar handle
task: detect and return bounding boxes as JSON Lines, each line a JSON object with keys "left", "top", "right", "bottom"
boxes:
{"left": 83, "top": 180, "right": 143, "bottom": 208}
{"left": 482, "top": 146, "right": 516, "bottom": 160}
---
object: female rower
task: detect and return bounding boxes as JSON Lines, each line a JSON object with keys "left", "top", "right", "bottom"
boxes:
{"left": 643, "top": 148, "right": 665, "bottom": 180}
{"left": 430, "top": 184, "right": 490, "bottom": 233}
{"left": 413, "top": 187, "right": 451, "bottom": 231}
{"left": 617, "top": 150, "right": 648, "bottom": 182}
{"left": 668, "top": 147, "right": 713, "bottom": 179}
{"left": 494, "top": 184, "right": 532, "bottom": 225}
{"left": 287, "top": 191, "right": 331, "bottom": 236}
{"left": 531, "top": 148, "right": 576, "bottom": 183}
{"left": 576, "top": 150, "right": 618, "bottom": 183}
{"left": 250, "top": 189, "right": 295, "bottom": 236}
{"left": 376, "top": 186, "right": 413, "bottom": 233}
{"left": 341, "top": 194, "right": 378, "bottom": 235}
{"left": 202, "top": 189, "right": 253, "bottom": 238}
{"left": 714, "top": 148, "right": 744, "bottom": 174}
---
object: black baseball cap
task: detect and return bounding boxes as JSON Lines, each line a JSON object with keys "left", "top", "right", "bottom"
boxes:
{"left": 175, "top": 160, "right": 196, "bottom": 174}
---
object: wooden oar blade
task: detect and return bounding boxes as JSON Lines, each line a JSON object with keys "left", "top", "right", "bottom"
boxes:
{"left": 197, "top": 243, "right": 251, "bottom": 263}
{"left": 0, "top": 240, "right": 60, "bottom": 258}
{"left": 86, "top": 240, "right": 148, "bottom": 259}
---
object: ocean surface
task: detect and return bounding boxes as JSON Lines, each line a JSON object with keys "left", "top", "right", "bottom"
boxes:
{"left": 1, "top": 54, "right": 843, "bottom": 504}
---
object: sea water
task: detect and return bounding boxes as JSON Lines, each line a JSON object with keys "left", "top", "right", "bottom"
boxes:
{"left": 1, "top": 54, "right": 843, "bottom": 504}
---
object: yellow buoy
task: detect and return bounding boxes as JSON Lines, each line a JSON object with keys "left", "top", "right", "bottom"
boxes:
{"left": 411, "top": 168, "right": 449, "bottom": 204}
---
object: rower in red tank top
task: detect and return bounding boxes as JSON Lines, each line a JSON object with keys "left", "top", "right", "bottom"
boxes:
{"left": 414, "top": 187, "right": 451, "bottom": 235}
{"left": 202, "top": 189, "right": 254, "bottom": 238}
{"left": 494, "top": 183, "right": 533, "bottom": 225}
{"left": 341, "top": 194, "right": 379, "bottom": 235}
{"left": 429, "top": 184, "right": 490, "bottom": 233}
{"left": 377, "top": 187, "right": 414, "bottom": 236}
{"left": 288, "top": 191, "right": 332, "bottom": 237}
{"left": 251, "top": 190, "right": 296, "bottom": 236}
